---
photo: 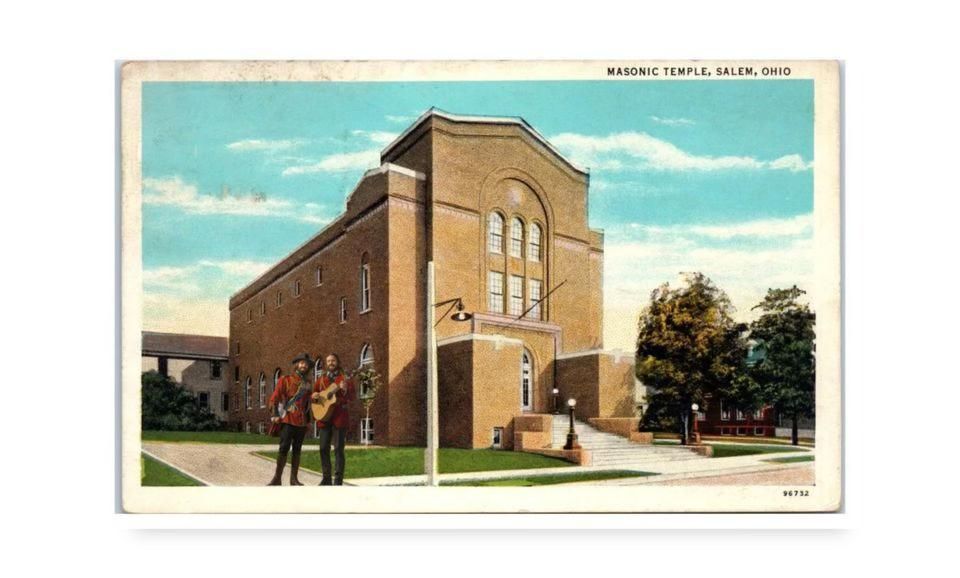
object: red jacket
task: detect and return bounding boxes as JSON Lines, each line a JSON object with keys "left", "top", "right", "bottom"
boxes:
{"left": 313, "top": 370, "right": 354, "bottom": 429}
{"left": 269, "top": 373, "right": 312, "bottom": 427}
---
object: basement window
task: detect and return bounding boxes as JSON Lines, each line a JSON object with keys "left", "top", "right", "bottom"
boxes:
{"left": 492, "top": 427, "right": 504, "bottom": 449}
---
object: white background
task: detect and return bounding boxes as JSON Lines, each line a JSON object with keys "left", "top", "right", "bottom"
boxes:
{"left": 3, "top": 0, "right": 956, "bottom": 575}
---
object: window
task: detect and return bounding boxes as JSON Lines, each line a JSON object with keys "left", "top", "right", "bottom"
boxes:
{"left": 235, "top": 341, "right": 240, "bottom": 355}
{"left": 198, "top": 391, "right": 209, "bottom": 411}
{"left": 754, "top": 407, "right": 764, "bottom": 420}
{"left": 258, "top": 423, "right": 266, "bottom": 435}
{"left": 360, "top": 253, "right": 371, "bottom": 312}
{"left": 340, "top": 297, "right": 347, "bottom": 323}
{"left": 210, "top": 361, "right": 222, "bottom": 380}
{"left": 509, "top": 275, "right": 524, "bottom": 316}
{"left": 488, "top": 271, "right": 504, "bottom": 313}
{"left": 276, "top": 290, "right": 283, "bottom": 308}
{"left": 492, "top": 427, "right": 504, "bottom": 449}
{"left": 244, "top": 377, "right": 251, "bottom": 409}
{"left": 294, "top": 279, "right": 301, "bottom": 297}
{"left": 314, "top": 358, "right": 323, "bottom": 383}
{"left": 259, "top": 301, "right": 265, "bottom": 316}
{"left": 520, "top": 351, "right": 532, "bottom": 411}
{"left": 316, "top": 265, "right": 323, "bottom": 286}
{"left": 258, "top": 372, "right": 266, "bottom": 408}
{"left": 754, "top": 427, "right": 765, "bottom": 436}
{"left": 234, "top": 366, "right": 240, "bottom": 383}
{"left": 247, "top": 308, "right": 252, "bottom": 322}
{"left": 221, "top": 392, "right": 230, "bottom": 412}
{"left": 487, "top": 212, "right": 504, "bottom": 254}
{"left": 528, "top": 279, "right": 543, "bottom": 320}
{"left": 697, "top": 411, "right": 707, "bottom": 421}
{"left": 244, "top": 422, "right": 251, "bottom": 434}
{"left": 359, "top": 343, "right": 374, "bottom": 367}
{"left": 510, "top": 218, "right": 524, "bottom": 258}
{"left": 736, "top": 408, "right": 745, "bottom": 421}
{"left": 529, "top": 223, "right": 542, "bottom": 262}
{"left": 360, "top": 418, "right": 374, "bottom": 445}
{"left": 274, "top": 368, "right": 282, "bottom": 387}
{"left": 720, "top": 400, "right": 730, "bottom": 421}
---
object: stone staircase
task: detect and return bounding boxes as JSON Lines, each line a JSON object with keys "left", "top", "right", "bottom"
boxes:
{"left": 551, "top": 415, "right": 706, "bottom": 467}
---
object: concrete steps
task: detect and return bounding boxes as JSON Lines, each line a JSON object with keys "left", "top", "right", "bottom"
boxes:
{"left": 551, "top": 415, "right": 706, "bottom": 467}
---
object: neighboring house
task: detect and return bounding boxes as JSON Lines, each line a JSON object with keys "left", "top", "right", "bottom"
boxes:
{"left": 228, "top": 108, "right": 635, "bottom": 447}
{"left": 698, "top": 343, "right": 777, "bottom": 437}
{"left": 141, "top": 331, "right": 230, "bottom": 422}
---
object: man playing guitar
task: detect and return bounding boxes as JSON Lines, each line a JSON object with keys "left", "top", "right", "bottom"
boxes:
{"left": 312, "top": 353, "right": 354, "bottom": 486}
{"left": 266, "top": 353, "right": 314, "bottom": 486}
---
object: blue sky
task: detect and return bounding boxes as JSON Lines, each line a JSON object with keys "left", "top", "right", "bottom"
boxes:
{"left": 142, "top": 80, "right": 814, "bottom": 350}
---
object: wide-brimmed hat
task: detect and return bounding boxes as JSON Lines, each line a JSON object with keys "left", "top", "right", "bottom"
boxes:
{"left": 291, "top": 352, "right": 314, "bottom": 366}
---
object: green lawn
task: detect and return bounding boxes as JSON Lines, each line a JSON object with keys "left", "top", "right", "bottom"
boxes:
{"left": 763, "top": 454, "right": 815, "bottom": 464}
{"left": 257, "top": 447, "right": 573, "bottom": 479}
{"left": 141, "top": 453, "right": 204, "bottom": 486}
{"left": 709, "top": 443, "right": 809, "bottom": 458}
{"left": 143, "top": 430, "right": 277, "bottom": 444}
{"left": 442, "top": 470, "right": 657, "bottom": 486}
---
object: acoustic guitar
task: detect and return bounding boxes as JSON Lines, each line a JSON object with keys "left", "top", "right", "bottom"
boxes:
{"left": 310, "top": 369, "right": 355, "bottom": 423}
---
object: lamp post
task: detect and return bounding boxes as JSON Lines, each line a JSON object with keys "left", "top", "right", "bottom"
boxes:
{"left": 563, "top": 398, "right": 580, "bottom": 450}
{"left": 691, "top": 403, "right": 700, "bottom": 445}
{"left": 552, "top": 388, "right": 560, "bottom": 415}
{"left": 425, "top": 261, "right": 473, "bottom": 487}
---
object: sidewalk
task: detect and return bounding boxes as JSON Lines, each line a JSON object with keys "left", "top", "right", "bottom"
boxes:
{"left": 142, "top": 441, "right": 814, "bottom": 487}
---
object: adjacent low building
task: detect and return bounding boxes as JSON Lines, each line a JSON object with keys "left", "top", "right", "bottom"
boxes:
{"left": 141, "top": 331, "right": 230, "bottom": 422}
{"left": 227, "top": 108, "right": 636, "bottom": 446}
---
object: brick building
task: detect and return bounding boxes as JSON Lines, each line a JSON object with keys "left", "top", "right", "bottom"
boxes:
{"left": 228, "top": 109, "right": 636, "bottom": 447}
{"left": 141, "top": 331, "right": 230, "bottom": 422}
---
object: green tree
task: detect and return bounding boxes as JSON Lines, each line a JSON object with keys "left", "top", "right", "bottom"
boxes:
{"left": 748, "top": 286, "right": 816, "bottom": 445}
{"left": 636, "top": 273, "right": 748, "bottom": 443}
{"left": 141, "top": 370, "right": 222, "bottom": 431}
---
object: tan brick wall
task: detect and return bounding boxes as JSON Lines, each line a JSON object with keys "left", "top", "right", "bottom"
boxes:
{"left": 597, "top": 352, "right": 637, "bottom": 417}
{"left": 556, "top": 354, "right": 600, "bottom": 418}
{"left": 437, "top": 339, "right": 473, "bottom": 448}
{"left": 557, "top": 351, "right": 636, "bottom": 419}
{"left": 470, "top": 337, "right": 523, "bottom": 449}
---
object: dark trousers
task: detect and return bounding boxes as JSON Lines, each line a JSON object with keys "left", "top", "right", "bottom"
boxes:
{"left": 278, "top": 423, "right": 307, "bottom": 459}
{"left": 318, "top": 422, "right": 346, "bottom": 482}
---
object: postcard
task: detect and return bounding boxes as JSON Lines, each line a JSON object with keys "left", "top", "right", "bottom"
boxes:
{"left": 120, "top": 60, "right": 841, "bottom": 513}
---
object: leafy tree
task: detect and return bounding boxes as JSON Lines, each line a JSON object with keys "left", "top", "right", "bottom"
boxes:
{"left": 748, "top": 286, "right": 816, "bottom": 445}
{"left": 636, "top": 273, "right": 748, "bottom": 443}
{"left": 142, "top": 370, "right": 223, "bottom": 431}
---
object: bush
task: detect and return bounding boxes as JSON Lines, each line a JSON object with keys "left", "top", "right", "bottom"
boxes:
{"left": 141, "top": 370, "right": 223, "bottom": 431}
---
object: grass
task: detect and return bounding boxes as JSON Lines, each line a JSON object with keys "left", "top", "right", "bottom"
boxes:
{"left": 763, "top": 455, "right": 815, "bottom": 464}
{"left": 141, "top": 453, "right": 204, "bottom": 486}
{"left": 256, "top": 447, "right": 574, "bottom": 479}
{"left": 700, "top": 435, "right": 815, "bottom": 447}
{"left": 709, "top": 443, "right": 809, "bottom": 458}
{"left": 143, "top": 430, "right": 277, "bottom": 444}
{"left": 442, "top": 470, "right": 657, "bottom": 486}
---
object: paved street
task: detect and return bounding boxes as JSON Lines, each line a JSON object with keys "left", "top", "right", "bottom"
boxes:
{"left": 142, "top": 441, "right": 815, "bottom": 487}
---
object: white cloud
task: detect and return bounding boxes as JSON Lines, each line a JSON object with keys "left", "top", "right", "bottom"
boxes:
{"left": 143, "top": 176, "right": 332, "bottom": 224}
{"left": 650, "top": 116, "right": 695, "bottom": 127}
{"left": 601, "top": 216, "right": 815, "bottom": 351}
{"left": 197, "top": 259, "right": 272, "bottom": 279}
{"left": 351, "top": 130, "right": 399, "bottom": 145}
{"left": 385, "top": 114, "right": 414, "bottom": 125}
{"left": 550, "top": 131, "right": 812, "bottom": 173}
{"left": 282, "top": 149, "right": 380, "bottom": 176}
{"left": 226, "top": 138, "right": 305, "bottom": 152}
{"left": 143, "top": 292, "right": 229, "bottom": 337}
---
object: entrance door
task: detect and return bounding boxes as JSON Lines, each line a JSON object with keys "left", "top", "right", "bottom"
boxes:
{"left": 521, "top": 350, "right": 533, "bottom": 411}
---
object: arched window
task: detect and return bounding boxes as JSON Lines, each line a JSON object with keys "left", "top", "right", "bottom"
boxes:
{"left": 314, "top": 358, "right": 323, "bottom": 382}
{"left": 529, "top": 223, "right": 542, "bottom": 262}
{"left": 510, "top": 218, "right": 524, "bottom": 258}
{"left": 359, "top": 253, "right": 371, "bottom": 312}
{"left": 487, "top": 212, "right": 504, "bottom": 254}
{"left": 359, "top": 343, "right": 374, "bottom": 367}
{"left": 258, "top": 372, "right": 266, "bottom": 408}
{"left": 274, "top": 368, "right": 282, "bottom": 386}
{"left": 244, "top": 376, "right": 252, "bottom": 410}
{"left": 521, "top": 350, "right": 533, "bottom": 411}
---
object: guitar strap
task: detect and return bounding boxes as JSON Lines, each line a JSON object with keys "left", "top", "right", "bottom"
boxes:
{"left": 283, "top": 375, "right": 312, "bottom": 414}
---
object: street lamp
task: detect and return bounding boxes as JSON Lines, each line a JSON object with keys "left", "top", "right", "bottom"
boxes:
{"left": 552, "top": 388, "right": 560, "bottom": 415}
{"left": 563, "top": 398, "right": 580, "bottom": 450}
{"left": 425, "top": 262, "right": 473, "bottom": 487}
{"left": 690, "top": 403, "right": 700, "bottom": 445}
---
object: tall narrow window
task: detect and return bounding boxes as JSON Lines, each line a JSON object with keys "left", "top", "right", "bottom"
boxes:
{"left": 210, "top": 361, "right": 222, "bottom": 380}
{"left": 314, "top": 358, "right": 323, "bottom": 383}
{"left": 340, "top": 297, "right": 347, "bottom": 323}
{"left": 720, "top": 399, "right": 730, "bottom": 421}
{"left": 488, "top": 212, "right": 504, "bottom": 254}
{"left": 258, "top": 372, "right": 266, "bottom": 408}
{"left": 294, "top": 279, "right": 301, "bottom": 297}
{"left": 259, "top": 301, "right": 265, "bottom": 316}
{"left": 510, "top": 218, "right": 524, "bottom": 258}
{"left": 316, "top": 265, "right": 323, "bottom": 286}
{"left": 529, "top": 223, "right": 542, "bottom": 262}
{"left": 359, "top": 343, "right": 374, "bottom": 367}
{"left": 276, "top": 290, "right": 282, "bottom": 308}
{"left": 234, "top": 366, "right": 240, "bottom": 383}
{"left": 247, "top": 308, "right": 252, "bottom": 322}
{"left": 198, "top": 391, "right": 210, "bottom": 411}
{"left": 488, "top": 271, "right": 504, "bottom": 313}
{"left": 244, "top": 377, "right": 251, "bottom": 410}
{"left": 528, "top": 279, "right": 543, "bottom": 320}
{"left": 509, "top": 275, "right": 524, "bottom": 316}
{"left": 359, "top": 253, "right": 371, "bottom": 312}
{"left": 521, "top": 350, "right": 532, "bottom": 411}
{"left": 360, "top": 418, "right": 374, "bottom": 445}
{"left": 221, "top": 392, "right": 230, "bottom": 412}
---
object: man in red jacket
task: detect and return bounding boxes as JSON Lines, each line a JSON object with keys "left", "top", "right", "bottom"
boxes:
{"left": 266, "top": 353, "right": 314, "bottom": 486}
{"left": 312, "top": 353, "right": 354, "bottom": 485}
